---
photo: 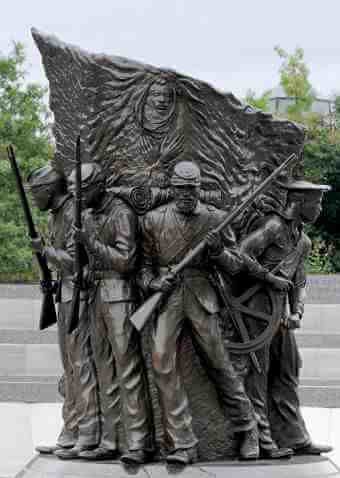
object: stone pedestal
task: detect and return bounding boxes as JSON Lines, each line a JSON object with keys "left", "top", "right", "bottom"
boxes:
{"left": 17, "top": 454, "right": 340, "bottom": 478}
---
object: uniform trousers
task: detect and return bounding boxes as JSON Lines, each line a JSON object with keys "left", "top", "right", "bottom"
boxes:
{"left": 268, "top": 327, "right": 311, "bottom": 449}
{"left": 152, "top": 282, "right": 255, "bottom": 451}
{"left": 89, "top": 290, "right": 153, "bottom": 452}
{"left": 57, "top": 300, "right": 101, "bottom": 448}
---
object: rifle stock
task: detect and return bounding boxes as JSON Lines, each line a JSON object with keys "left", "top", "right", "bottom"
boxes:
{"left": 130, "top": 153, "right": 297, "bottom": 331}
{"left": 130, "top": 291, "right": 163, "bottom": 331}
{"left": 68, "top": 284, "right": 81, "bottom": 333}
{"left": 68, "top": 136, "right": 82, "bottom": 334}
{"left": 7, "top": 145, "right": 57, "bottom": 330}
{"left": 40, "top": 284, "right": 58, "bottom": 330}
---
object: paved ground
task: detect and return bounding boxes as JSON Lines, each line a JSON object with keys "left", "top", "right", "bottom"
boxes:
{"left": 16, "top": 455, "right": 340, "bottom": 478}
{"left": 0, "top": 403, "right": 339, "bottom": 478}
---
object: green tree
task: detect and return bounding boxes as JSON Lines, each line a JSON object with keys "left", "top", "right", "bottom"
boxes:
{"left": 335, "top": 95, "right": 340, "bottom": 129}
{"left": 303, "top": 127, "right": 340, "bottom": 272}
{"left": 0, "top": 42, "right": 51, "bottom": 281}
{"left": 274, "top": 46, "right": 314, "bottom": 117}
{"left": 244, "top": 89, "right": 271, "bottom": 111}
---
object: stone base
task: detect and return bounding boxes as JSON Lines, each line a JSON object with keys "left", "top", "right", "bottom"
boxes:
{"left": 17, "top": 454, "right": 340, "bottom": 478}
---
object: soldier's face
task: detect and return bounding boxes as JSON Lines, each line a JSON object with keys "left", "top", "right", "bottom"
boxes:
{"left": 83, "top": 183, "right": 103, "bottom": 207}
{"left": 69, "top": 181, "right": 104, "bottom": 208}
{"left": 30, "top": 184, "right": 55, "bottom": 211}
{"left": 173, "top": 185, "right": 200, "bottom": 215}
{"left": 301, "top": 195, "right": 323, "bottom": 224}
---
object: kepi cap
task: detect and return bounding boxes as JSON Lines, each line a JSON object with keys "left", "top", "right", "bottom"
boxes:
{"left": 68, "top": 163, "right": 104, "bottom": 189}
{"left": 27, "top": 165, "right": 62, "bottom": 188}
{"left": 171, "top": 161, "right": 201, "bottom": 186}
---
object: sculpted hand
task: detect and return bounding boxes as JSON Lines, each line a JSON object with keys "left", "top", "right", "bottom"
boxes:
{"left": 150, "top": 273, "right": 176, "bottom": 293}
{"left": 266, "top": 273, "right": 293, "bottom": 291}
{"left": 281, "top": 313, "right": 300, "bottom": 329}
{"left": 285, "top": 313, "right": 301, "bottom": 330}
{"left": 31, "top": 236, "right": 44, "bottom": 254}
{"left": 206, "top": 230, "right": 223, "bottom": 255}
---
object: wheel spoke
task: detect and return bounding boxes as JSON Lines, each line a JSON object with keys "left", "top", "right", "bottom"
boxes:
{"left": 231, "top": 301, "right": 272, "bottom": 324}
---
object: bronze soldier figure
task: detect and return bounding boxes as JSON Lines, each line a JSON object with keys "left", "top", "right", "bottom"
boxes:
{"left": 138, "top": 160, "right": 291, "bottom": 465}
{"left": 28, "top": 166, "right": 101, "bottom": 457}
{"left": 70, "top": 163, "right": 154, "bottom": 464}
{"left": 240, "top": 179, "right": 333, "bottom": 457}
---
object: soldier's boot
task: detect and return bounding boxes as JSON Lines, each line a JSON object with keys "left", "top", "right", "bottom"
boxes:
{"left": 293, "top": 442, "right": 333, "bottom": 455}
{"left": 36, "top": 427, "right": 77, "bottom": 455}
{"left": 79, "top": 447, "right": 118, "bottom": 460}
{"left": 239, "top": 427, "right": 259, "bottom": 460}
{"left": 54, "top": 444, "right": 96, "bottom": 460}
{"left": 121, "top": 449, "right": 152, "bottom": 465}
{"left": 260, "top": 444, "right": 293, "bottom": 459}
{"left": 166, "top": 447, "right": 196, "bottom": 466}
{"left": 35, "top": 444, "right": 72, "bottom": 454}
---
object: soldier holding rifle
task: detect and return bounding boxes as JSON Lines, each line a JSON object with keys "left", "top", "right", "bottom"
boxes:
{"left": 69, "top": 163, "right": 154, "bottom": 464}
{"left": 27, "top": 165, "right": 100, "bottom": 458}
{"left": 137, "top": 160, "right": 292, "bottom": 465}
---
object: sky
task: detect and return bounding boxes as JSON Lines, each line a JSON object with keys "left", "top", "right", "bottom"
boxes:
{"left": 1, "top": 0, "right": 340, "bottom": 100}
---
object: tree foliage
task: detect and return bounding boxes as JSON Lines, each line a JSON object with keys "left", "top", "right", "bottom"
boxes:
{"left": 0, "top": 43, "right": 51, "bottom": 281}
{"left": 245, "top": 46, "right": 339, "bottom": 272}
{"left": 244, "top": 89, "right": 271, "bottom": 111}
{"left": 303, "top": 127, "right": 340, "bottom": 272}
{"left": 274, "top": 46, "right": 314, "bottom": 116}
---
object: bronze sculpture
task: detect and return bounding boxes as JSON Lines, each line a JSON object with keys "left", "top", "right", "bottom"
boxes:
{"left": 138, "top": 160, "right": 295, "bottom": 464}
{"left": 69, "top": 162, "right": 154, "bottom": 463}
{"left": 27, "top": 165, "right": 101, "bottom": 457}
{"left": 240, "top": 180, "right": 332, "bottom": 456}
{"left": 6, "top": 28, "right": 332, "bottom": 468}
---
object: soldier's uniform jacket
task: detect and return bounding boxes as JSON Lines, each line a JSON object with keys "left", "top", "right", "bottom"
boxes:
{"left": 84, "top": 196, "right": 138, "bottom": 303}
{"left": 44, "top": 194, "right": 74, "bottom": 303}
{"left": 139, "top": 200, "right": 269, "bottom": 314}
{"left": 240, "top": 213, "right": 311, "bottom": 316}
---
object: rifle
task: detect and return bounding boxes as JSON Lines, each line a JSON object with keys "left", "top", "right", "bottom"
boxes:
{"left": 130, "top": 153, "right": 297, "bottom": 332}
{"left": 6, "top": 145, "right": 57, "bottom": 330}
{"left": 68, "top": 136, "right": 82, "bottom": 334}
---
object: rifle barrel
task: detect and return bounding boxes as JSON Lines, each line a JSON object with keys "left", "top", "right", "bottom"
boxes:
{"left": 172, "top": 153, "right": 297, "bottom": 276}
{"left": 68, "top": 135, "right": 82, "bottom": 334}
{"left": 6, "top": 145, "right": 57, "bottom": 330}
{"left": 7, "top": 146, "right": 37, "bottom": 238}
{"left": 7, "top": 145, "right": 50, "bottom": 275}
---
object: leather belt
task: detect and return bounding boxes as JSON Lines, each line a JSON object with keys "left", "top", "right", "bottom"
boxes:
{"left": 159, "top": 266, "right": 208, "bottom": 278}
{"left": 92, "top": 270, "right": 127, "bottom": 280}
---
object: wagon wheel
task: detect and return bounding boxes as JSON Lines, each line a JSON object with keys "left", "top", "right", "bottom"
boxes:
{"left": 226, "top": 287, "right": 283, "bottom": 354}
{"left": 214, "top": 270, "right": 284, "bottom": 355}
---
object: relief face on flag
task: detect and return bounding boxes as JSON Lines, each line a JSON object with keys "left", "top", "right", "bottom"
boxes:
{"left": 28, "top": 28, "right": 332, "bottom": 466}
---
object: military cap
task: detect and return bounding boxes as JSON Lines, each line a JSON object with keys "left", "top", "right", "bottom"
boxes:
{"left": 282, "top": 179, "right": 331, "bottom": 193}
{"left": 68, "top": 162, "right": 104, "bottom": 189}
{"left": 27, "top": 165, "right": 62, "bottom": 188}
{"left": 171, "top": 161, "right": 201, "bottom": 186}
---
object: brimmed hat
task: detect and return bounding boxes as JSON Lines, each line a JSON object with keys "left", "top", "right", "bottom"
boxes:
{"left": 282, "top": 179, "right": 331, "bottom": 192}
